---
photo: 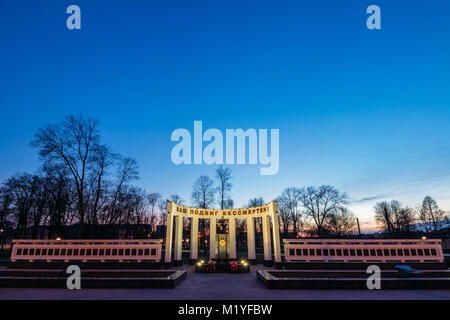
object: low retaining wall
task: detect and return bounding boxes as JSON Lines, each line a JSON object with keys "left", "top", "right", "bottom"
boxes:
{"left": 257, "top": 270, "right": 450, "bottom": 290}
{"left": 0, "top": 269, "right": 186, "bottom": 289}
{"left": 283, "top": 261, "right": 448, "bottom": 270}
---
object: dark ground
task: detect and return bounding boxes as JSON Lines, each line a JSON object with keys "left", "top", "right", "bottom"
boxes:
{"left": 0, "top": 265, "right": 449, "bottom": 300}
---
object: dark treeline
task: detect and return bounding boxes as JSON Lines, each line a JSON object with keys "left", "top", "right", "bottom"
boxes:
{"left": 0, "top": 115, "right": 169, "bottom": 240}
{"left": 374, "top": 196, "right": 449, "bottom": 238}
{"left": 0, "top": 115, "right": 448, "bottom": 244}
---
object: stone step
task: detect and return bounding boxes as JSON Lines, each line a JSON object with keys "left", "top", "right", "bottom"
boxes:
{"left": 0, "top": 269, "right": 186, "bottom": 288}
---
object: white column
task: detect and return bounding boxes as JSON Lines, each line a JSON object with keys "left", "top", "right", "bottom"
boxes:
{"left": 190, "top": 217, "right": 199, "bottom": 261}
{"left": 228, "top": 218, "right": 236, "bottom": 259}
{"left": 272, "top": 212, "right": 282, "bottom": 263}
{"left": 174, "top": 215, "right": 183, "bottom": 262}
{"left": 247, "top": 217, "right": 256, "bottom": 261}
{"left": 209, "top": 217, "right": 216, "bottom": 259}
{"left": 164, "top": 212, "right": 174, "bottom": 263}
{"left": 262, "top": 215, "right": 272, "bottom": 262}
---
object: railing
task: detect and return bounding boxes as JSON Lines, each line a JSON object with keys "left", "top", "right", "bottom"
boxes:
{"left": 10, "top": 239, "right": 163, "bottom": 262}
{"left": 284, "top": 239, "right": 444, "bottom": 263}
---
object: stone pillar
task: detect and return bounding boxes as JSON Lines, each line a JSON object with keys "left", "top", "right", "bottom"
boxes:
{"left": 209, "top": 217, "right": 216, "bottom": 260}
{"left": 262, "top": 215, "right": 273, "bottom": 266}
{"left": 173, "top": 215, "right": 183, "bottom": 266}
{"left": 272, "top": 202, "right": 281, "bottom": 269}
{"left": 189, "top": 217, "right": 199, "bottom": 264}
{"left": 246, "top": 217, "right": 256, "bottom": 264}
{"left": 228, "top": 218, "right": 236, "bottom": 260}
{"left": 164, "top": 212, "right": 174, "bottom": 265}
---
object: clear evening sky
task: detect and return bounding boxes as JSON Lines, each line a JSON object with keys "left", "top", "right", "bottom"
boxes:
{"left": 1, "top": 1, "right": 449, "bottom": 231}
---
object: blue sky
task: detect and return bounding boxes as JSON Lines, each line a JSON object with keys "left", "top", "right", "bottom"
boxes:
{"left": 1, "top": 0, "right": 450, "bottom": 231}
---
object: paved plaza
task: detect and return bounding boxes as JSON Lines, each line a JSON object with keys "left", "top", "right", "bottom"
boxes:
{"left": 0, "top": 265, "right": 449, "bottom": 300}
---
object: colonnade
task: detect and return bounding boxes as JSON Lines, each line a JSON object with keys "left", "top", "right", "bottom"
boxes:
{"left": 164, "top": 201, "right": 281, "bottom": 266}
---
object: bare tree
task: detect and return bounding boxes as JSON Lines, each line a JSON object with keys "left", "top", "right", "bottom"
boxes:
{"left": 157, "top": 199, "right": 168, "bottom": 227}
{"left": 276, "top": 196, "right": 291, "bottom": 237}
{"left": 0, "top": 187, "right": 13, "bottom": 232}
{"left": 278, "top": 187, "right": 307, "bottom": 234}
{"left": 128, "top": 187, "right": 149, "bottom": 239}
{"left": 169, "top": 194, "right": 184, "bottom": 205}
{"left": 418, "top": 196, "right": 446, "bottom": 232}
{"left": 223, "top": 198, "right": 234, "bottom": 209}
{"left": 374, "top": 201, "right": 392, "bottom": 235}
{"left": 45, "top": 170, "right": 74, "bottom": 238}
{"left": 298, "top": 185, "right": 349, "bottom": 237}
{"left": 191, "top": 176, "right": 215, "bottom": 209}
{"left": 248, "top": 197, "right": 264, "bottom": 208}
{"left": 191, "top": 175, "right": 215, "bottom": 247}
{"left": 395, "top": 206, "right": 415, "bottom": 233}
{"left": 325, "top": 207, "right": 356, "bottom": 237}
{"left": 105, "top": 157, "right": 139, "bottom": 226}
{"left": 247, "top": 197, "right": 264, "bottom": 244}
{"left": 168, "top": 194, "right": 190, "bottom": 231}
{"left": 29, "top": 176, "right": 48, "bottom": 239}
{"left": 147, "top": 192, "right": 161, "bottom": 233}
{"left": 5, "top": 173, "right": 38, "bottom": 238}
{"left": 86, "top": 144, "right": 115, "bottom": 229}
{"left": 31, "top": 115, "right": 100, "bottom": 235}
{"left": 374, "top": 200, "right": 415, "bottom": 236}
{"left": 215, "top": 166, "right": 233, "bottom": 209}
